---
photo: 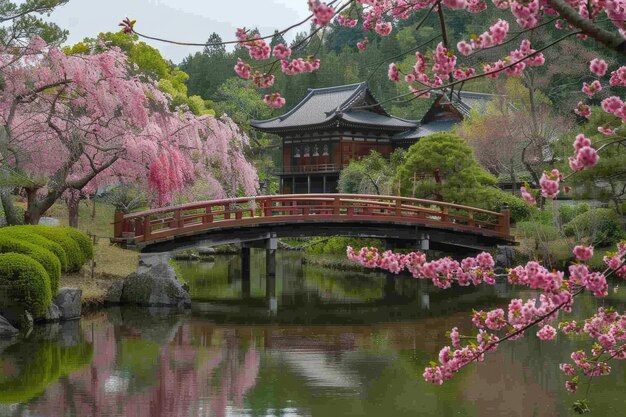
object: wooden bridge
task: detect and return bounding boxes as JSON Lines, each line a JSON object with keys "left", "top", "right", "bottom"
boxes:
{"left": 113, "top": 194, "right": 514, "bottom": 253}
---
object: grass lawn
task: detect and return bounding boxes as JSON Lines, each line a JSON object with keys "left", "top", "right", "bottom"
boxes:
{"left": 46, "top": 200, "right": 138, "bottom": 305}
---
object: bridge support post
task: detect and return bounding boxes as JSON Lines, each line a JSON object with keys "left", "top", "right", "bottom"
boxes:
{"left": 241, "top": 246, "right": 251, "bottom": 298}
{"left": 266, "top": 237, "right": 278, "bottom": 315}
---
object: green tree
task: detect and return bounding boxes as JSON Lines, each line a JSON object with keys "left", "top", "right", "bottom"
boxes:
{"left": 396, "top": 133, "right": 496, "bottom": 204}
{"left": 339, "top": 150, "right": 404, "bottom": 195}
{"left": 0, "top": 0, "right": 68, "bottom": 46}
{"left": 203, "top": 32, "right": 225, "bottom": 56}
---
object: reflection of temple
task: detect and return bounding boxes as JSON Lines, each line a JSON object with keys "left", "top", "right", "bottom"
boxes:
{"left": 252, "top": 82, "right": 500, "bottom": 194}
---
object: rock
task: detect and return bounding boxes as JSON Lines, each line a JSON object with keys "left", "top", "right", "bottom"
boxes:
{"left": 0, "top": 315, "right": 18, "bottom": 338}
{"left": 105, "top": 281, "right": 124, "bottom": 305}
{"left": 54, "top": 288, "right": 82, "bottom": 321}
{"left": 39, "top": 217, "right": 60, "bottom": 226}
{"left": 41, "top": 303, "right": 61, "bottom": 323}
{"left": 172, "top": 251, "right": 199, "bottom": 261}
{"left": 197, "top": 246, "right": 216, "bottom": 256}
{"left": 0, "top": 308, "right": 33, "bottom": 332}
{"left": 121, "top": 261, "right": 191, "bottom": 308}
{"left": 495, "top": 245, "right": 516, "bottom": 273}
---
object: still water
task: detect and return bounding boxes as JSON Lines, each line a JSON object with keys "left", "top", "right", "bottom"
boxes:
{"left": 1, "top": 251, "right": 626, "bottom": 417}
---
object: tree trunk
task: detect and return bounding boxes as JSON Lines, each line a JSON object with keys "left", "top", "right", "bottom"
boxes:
{"left": 0, "top": 188, "right": 21, "bottom": 225}
{"left": 68, "top": 197, "right": 79, "bottom": 228}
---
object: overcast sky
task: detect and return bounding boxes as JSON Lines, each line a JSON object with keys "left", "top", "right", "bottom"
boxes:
{"left": 47, "top": 0, "right": 310, "bottom": 64}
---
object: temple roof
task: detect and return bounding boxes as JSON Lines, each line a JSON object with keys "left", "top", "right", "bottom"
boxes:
{"left": 392, "top": 91, "right": 508, "bottom": 141}
{"left": 251, "top": 82, "right": 418, "bottom": 133}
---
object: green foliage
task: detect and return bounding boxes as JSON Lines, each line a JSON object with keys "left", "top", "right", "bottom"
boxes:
{"left": 396, "top": 133, "right": 496, "bottom": 205}
{"left": 563, "top": 208, "right": 625, "bottom": 245}
{"left": 472, "top": 187, "right": 536, "bottom": 222}
{"left": 339, "top": 150, "right": 403, "bottom": 195}
{"left": 23, "top": 225, "right": 86, "bottom": 272}
{"left": 515, "top": 221, "right": 562, "bottom": 241}
{"left": 306, "top": 237, "right": 384, "bottom": 256}
{"left": 0, "top": 236, "right": 61, "bottom": 294}
{"left": 557, "top": 203, "right": 590, "bottom": 225}
{"left": 0, "top": 0, "right": 68, "bottom": 46}
{"left": 0, "top": 227, "right": 68, "bottom": 271}
{"left": 0, "top": 252, "right": 51, "bottom": 318}
{"left": 61, "top": 227, "right": 94, "bottom": 261}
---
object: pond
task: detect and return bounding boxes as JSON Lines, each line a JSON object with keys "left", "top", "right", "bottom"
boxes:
{"left": 1, "top": 250, "right": 625, "bottom": 417}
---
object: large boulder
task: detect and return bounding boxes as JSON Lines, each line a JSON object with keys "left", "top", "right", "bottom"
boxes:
{"left": 0, "top": 308, "right": 33, "bottom": 332}
{"left": 495, "top": 245, "right": 516, "bottom": 273}
{"left": 0, "top": 315, "right": 18, "bottom": 338}
{"left": 105, "top": 280, "right": 124, "bottom": 305}
{"left": 121, "top": 261, "right": 191, "bottom": 308}
{"left": 54, "top": 288, "right": 82, "bottom": 320}
{"left": 41, "top": 303, "right": 61, "bottom": 323}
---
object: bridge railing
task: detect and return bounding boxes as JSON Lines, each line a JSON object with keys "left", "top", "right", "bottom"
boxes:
{"left": 113, "top": 194, "right": 511, "bottom": 244}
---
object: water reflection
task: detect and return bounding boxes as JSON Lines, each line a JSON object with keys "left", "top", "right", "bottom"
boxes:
{"left": 2, "top": 252, "right": 626, "bottom": 416}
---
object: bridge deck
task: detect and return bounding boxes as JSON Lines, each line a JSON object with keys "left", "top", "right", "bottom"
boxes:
{"left": 113, "top": 194, "right": 513, "bottom": 251}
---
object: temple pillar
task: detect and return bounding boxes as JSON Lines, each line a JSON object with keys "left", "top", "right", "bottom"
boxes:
{"left": 241, "top": 246, "right": 251, "bottom": 298}
{"left": 323, "top": 175, "right": 327, "bottom": 193}
{"left": 307, "top": 175, "right": 311, "bottom": 194}
{"left": 266, "top": 238, "right": 278, "bottom": 315}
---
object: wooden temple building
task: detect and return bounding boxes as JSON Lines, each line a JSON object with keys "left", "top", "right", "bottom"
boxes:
{"left": 251, "top": 82, "right": 495, "bottom": 194}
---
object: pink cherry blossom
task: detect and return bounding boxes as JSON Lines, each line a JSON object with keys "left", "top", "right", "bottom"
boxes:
{"left": 609, "top": 66, "right": 626, "bottom": 86}
{"left": 574, "top": 101, "right": 591, "bottom": 118}
{"left": 537, "top": 325, "right": 557, "bottom": 340}
{"left": 573, "top": 245, "right": 594, "bottom": 262}
{"left": 234, "top": 58, "right": 251, "bottom": 79}
{"left": 582, "top": 80, "right": 602, "bottom": 97}
{"left": 520, "top": 186, "right": 536, "bottom": 205}
{"left": 388, "top": 63, "right": 400, "bottom": 82}
{"left": 263, "top": 92, "right": 286, "bottom": 109}
{"left": 272, "top": 44, "right": 292, "bottom": 60}
{"left": 590, "top": 58, "right": 608, "bottom": 76}
{"left": 308, "top": 0, "right": 335, "bottom": 26}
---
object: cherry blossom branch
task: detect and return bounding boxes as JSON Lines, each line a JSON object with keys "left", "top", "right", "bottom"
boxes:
{"left": 547, "top": 0, "right": 626, "bottom": 54}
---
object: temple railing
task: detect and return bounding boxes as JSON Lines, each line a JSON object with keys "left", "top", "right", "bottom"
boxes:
{"left": 278, "top": 164, "right": 341, "bottom": 174}
{"left": 113, "top": 194, "right": 512, "bottom": 246}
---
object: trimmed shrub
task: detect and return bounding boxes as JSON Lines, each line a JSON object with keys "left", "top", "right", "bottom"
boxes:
{"left": 0, "top": 227, "right": 68, "bottom": 271}
{"left": 0, "top": 253, "right": 51, "bottom": 318}
{"left": 61, "top": 227, "right": 94, "bottom": 261}
{"left": 564, "top": 208, "right": 625, "bottom": 245}
{"left": 472, "top": 187, "right": 536, "bottom": 223}
{"left": 0, "top": 236, "right": 61, "bottom": 294}
{"left": 515, "top": 221, "right": 561, "bottom": 241}
{"left": 557, "top": 202, "right": 590, "bottom": 225}
{"left": 24, "top": 225, "right": 85, "bottom": 272}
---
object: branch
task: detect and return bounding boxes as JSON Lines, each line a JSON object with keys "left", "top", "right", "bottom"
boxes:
{"left": 547, "top": 0, "right": 626, "bottom": 54}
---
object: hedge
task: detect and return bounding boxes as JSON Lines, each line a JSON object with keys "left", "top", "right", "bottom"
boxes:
{"left": 23, "top": 225, "right": 85, "bottom": 272}
{"left": 0, "top": 252, "right": 51, "bottom": 318}
{"left": 0, "top": 227, "right": 68, "bottom": 271}
{"left": 0, "top": 236, "right": 61, "bottom": 294}
{"left": 564, "top": 208, "right": 625, "bottom": 245}
{"left": 60, "top": 226, "right": 94, "bottom": 261}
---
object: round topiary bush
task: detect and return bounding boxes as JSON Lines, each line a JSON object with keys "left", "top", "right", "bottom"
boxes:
{"left": 24, "top": 226, "right": 85, "bottom": 272}
{"left": 61, "top": 226, "right": 94, "bottom": 261}
{"left": 564, "top": 208, "right": 625, "bottom": 245}
{"left": 0, "top": 236, "right": 61, "bottom": 294}
{"left": 0, "top": 253, "right": 51, "bottom": 318}
{"left": 0, "top": 227, "right": 68, "bottom": 271}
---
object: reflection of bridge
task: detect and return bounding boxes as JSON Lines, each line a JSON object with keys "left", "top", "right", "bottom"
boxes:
{"left": 113, "top": 194, "right": 514, "bottom": 253}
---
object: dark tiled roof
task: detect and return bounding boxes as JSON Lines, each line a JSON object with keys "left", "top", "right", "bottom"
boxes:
{"left": 447, "top": 91, "right": 511, "bottom": 118}
{"left": 251, "top": 82, "right": 418, "bottom": 132}
{"left": 341, "top": 110, "right": 417, "bottom": 129}
{"left": 393, "top": 120, "right": 460, "bottom": 140}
